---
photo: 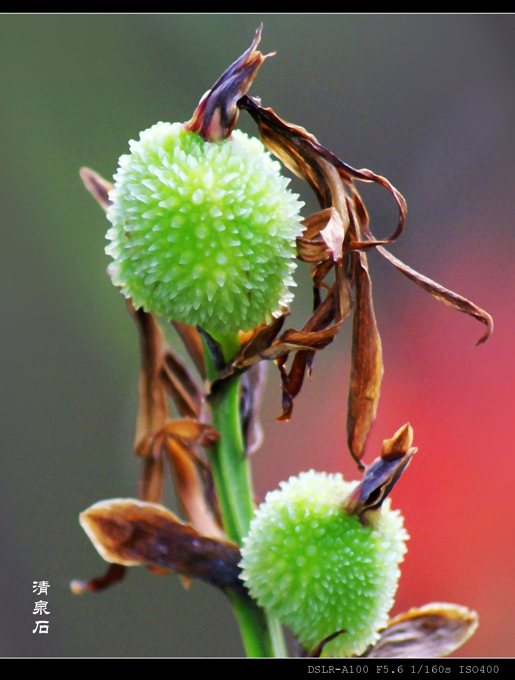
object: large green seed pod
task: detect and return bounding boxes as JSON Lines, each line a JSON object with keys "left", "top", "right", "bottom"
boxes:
{"left": 239, "top": 470, "right": 408, "bottom": 657}
{"left": 106, "top": 122, "right": 304, "bottom": 335}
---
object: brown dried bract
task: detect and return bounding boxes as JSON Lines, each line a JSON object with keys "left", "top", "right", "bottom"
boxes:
{"left": 79, "top": 167, "right": 113, "bottom": 211}
{"left": 185, "top": 25, "right": 273, "bottom": 143}
{"left": 381, "top": 422, "right": 415, "bottom": 460}
{"left": 344, "top": 424, "right": 416, "bottom": 521}
{"left": 80, "top": 499, "right": 245, "bottom": 596}
{"left": 362, "top": 603, "right": 479, "bottom": 658}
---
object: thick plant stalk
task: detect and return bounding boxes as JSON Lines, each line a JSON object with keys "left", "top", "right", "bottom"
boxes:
{"left": 203, "top": 333, "right": 287, "bottom": 657}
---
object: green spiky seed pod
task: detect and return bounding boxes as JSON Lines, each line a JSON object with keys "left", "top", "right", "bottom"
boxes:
{"left": 106, "top": 122, "right": 304, "bottom": 335}
{"left": 239, "top": 470, "right": 408, "bottom": 657}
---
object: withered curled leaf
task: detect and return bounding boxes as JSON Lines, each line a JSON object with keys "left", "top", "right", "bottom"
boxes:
{"left": 237, "top": 93, "right": 492, "bottom": 449}
{"left": 347, "top": 251, "right": 383, "bottom": 467}
{"left": 80, "top": 499, "right": 245, "bottom": 595}
{"left": 238, "top": 95, "right": 407, "bottom": 238}
{"left": 362, "top": 603, "right": 479, "bottom": 658}
{"left": 370, "top": 244, "right": 493, "bottom": 346}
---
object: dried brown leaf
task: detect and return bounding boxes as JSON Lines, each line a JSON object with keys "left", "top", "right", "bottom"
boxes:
{"left": 240, "top": 92, "right": 492, "bottom": 470}
{"left": 139, "top": 418, "right": 222, "bottom": 537}
{"left": 162, "top": 418, "right": 219, "bottom": 448}
{"left": 131, "top": 306, "right": 168, "bottom": 456}
{"left": 237, "top": 97, "right": 357, "bottom": 398}
{"left": 277, "top": 324, "right": 344, "bottom": 353}
{"left": 363, "top": 603, "right": 479, "bottom": 658}
{"left": 238, "top": 314, "right": 288, "bottom": 364}
{"left": 347, "top": 252, "right": 383, "bottom": 468}
{"left": 297, "top": 208, "right": 346, "bottom": 264}
{"left": 348, "top": 185, "right": 492, "bottom": 345}
{"left": 374, "top": 245, "right": 493, "bottom": 346}
{"left": 161, "top": 349, "right": 204, "bottom": 419}
{"left": 79, "top": 167, "right": 113, "bottom": 212}
{"left": 238, "top": 319, "right": 342, "bottom": 419}
{"left": 171, "top": 321, "right": 206, "bottom": 379}
{"left": 241, "top": 97, "right": 401, "bottom": 426}
{"left": 164, "top": 434, "right": 224, "bottom": 540}
{"left": 335, "top": 261, "right": 353, "bottom": 322}
{"left": 311, "top": 260, "right": 335, "bottom": 288}
{"left": 209, "top": 314, "right": 286, "bottom": 389}
{"left": 71, "top": 563, "right": 126, "bottom": 595}
{"left": 275, "top": 321, "right": 344, "bottom": 421}
{"left": 139, "top": 456, "right": 165, "bottom": 506}
{"left": 130, "top": 308, "right": 217, "bottom": 533}
{"left": 129, "top": 306, "right": 169, "bottom": 502}
{"left": 239, "top": 96, "right": 341, "bottom": 208}
{"left": 301, "top": 208, "right": 335, "bottom": 240}
{"left": 275, "top": 351, "right": 309, "bottom": 422}
{"left": 320, "top": 208, "right": 346, "bottom": 262}
{"left": 336, "top": 164, "right": 407, "bottom": 244}
{"left": 80, "top": 499, "right": 245, "bottom": 595}
{"left": 296, "top": 237, "right": 332, "bottom": 264}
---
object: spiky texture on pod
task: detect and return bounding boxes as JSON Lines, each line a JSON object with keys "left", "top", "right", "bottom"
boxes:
{"left": 239, "top": 470, "right": 408, "bottom": 657}
{"left": 106, "top": 122, "right": 304, "bottom": 334}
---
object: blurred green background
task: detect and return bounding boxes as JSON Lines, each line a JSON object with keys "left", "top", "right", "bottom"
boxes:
{"left": 1, "top": 14, "right": 514, "bottom": 657}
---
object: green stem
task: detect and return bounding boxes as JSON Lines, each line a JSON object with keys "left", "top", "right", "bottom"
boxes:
{"left": 202, "top": 332, "right": 287, "bottom": 658}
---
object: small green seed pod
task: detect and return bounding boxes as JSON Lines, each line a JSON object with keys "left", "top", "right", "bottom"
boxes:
{"left": 106, "top": 122, "right": 304, "bottom": 335}
{"left": 239, "top": 470, "right": 408, "bottom": 657}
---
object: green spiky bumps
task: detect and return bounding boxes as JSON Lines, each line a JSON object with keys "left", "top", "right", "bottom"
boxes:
{"left": 106, "top": 122, "right": 304, "bottom": 335}
{"left": 239, "top": 470, "right": 408, "bottom": 657}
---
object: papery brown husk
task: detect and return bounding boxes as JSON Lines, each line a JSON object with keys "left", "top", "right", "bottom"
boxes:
{"left": 80, "top": 499, "right": 245, "bottom": 595}
{"left": 362, "top": 603, "right": 479, "bottom": 658}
